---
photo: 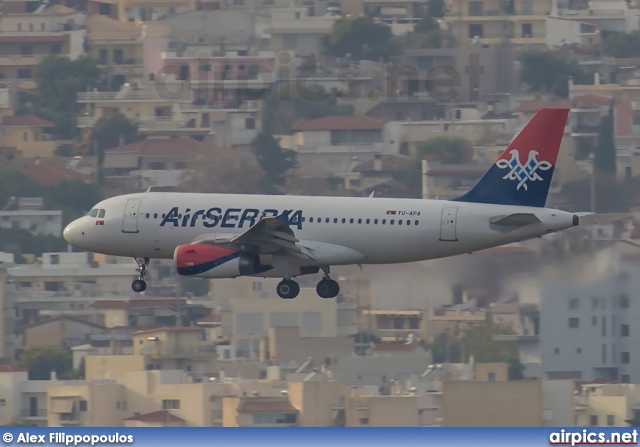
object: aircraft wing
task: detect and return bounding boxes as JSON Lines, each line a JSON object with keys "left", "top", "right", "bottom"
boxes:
{"left": 193, "top": 216, "right": 316, "bottom": 261}
{"left": 490, "top": 213, "right": 541, "bottom": 227}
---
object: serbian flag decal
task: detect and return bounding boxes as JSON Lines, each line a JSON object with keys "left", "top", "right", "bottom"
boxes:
{"left": 386, "top": 210, "right": 397, "bottom": 215}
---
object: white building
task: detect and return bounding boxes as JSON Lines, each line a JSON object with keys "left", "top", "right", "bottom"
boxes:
{"left": 551, "top": 0, "right": 640, "bottom": 33}
{"left": 540, "top": 241, "right": 640, "bottom": 383}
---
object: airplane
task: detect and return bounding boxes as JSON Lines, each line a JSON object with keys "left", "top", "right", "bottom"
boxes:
{"left": 63, "top": 108, "right": 582, "bottom": 299}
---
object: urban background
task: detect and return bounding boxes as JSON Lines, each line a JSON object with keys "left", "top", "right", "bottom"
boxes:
{"left": 0, "top": 0, "right": 638, "bottom": 427}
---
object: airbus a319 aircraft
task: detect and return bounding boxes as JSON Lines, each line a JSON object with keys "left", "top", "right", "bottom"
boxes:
{"left": 63, "top": 108, "right": 582, "bottom": 299}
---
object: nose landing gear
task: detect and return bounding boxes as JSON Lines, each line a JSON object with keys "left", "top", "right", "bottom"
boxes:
{"left": 132, "top": 257, "right": 149, "bottom": 293}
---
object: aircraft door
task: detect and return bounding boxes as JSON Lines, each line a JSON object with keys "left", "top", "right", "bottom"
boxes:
{"left": 440, "top": 207, "right": 458, "bottom": 242}
{"left": 122, "top": 199, "right": 142, "bottom": 233}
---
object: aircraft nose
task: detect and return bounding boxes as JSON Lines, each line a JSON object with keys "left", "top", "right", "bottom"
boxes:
{"left": 63, "top": 219, "right": 85, "bottom": 246}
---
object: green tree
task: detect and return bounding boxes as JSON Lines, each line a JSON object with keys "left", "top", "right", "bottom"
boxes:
{"left": 428, "top": 322, "right": 520, "bottom": 364}
{"left": 91, "top": 112, "right": 143, "bottom": 152}
{"left": 179, "top": 277, "right": 210, "bottom": 297}
{"left": 518, "top": 50, "right": 590, "bottom": 98}
{"left": 507, "top": 357, "right": 525, "bottom": 380}
{"left": 594, "top": 101, "right": 619, "bottom": 213}
{"left": 251, "top": 132, "right": 298, "bottom": 194}
{"left": 602, "top": 31, "right": 640, "bottom": 58}
{"left": 43, "top": 179, "right": 104, "bottom": 225}
{"left": 18, "top": 346, "right": 72, "bottom": 380}
{"left": 263, "top": 82, "right": 354, "bottom": 134}
{"left": 322, "top": 16, "right": 400, "bottom": 62}
{"left": 19, "top": 55, "right": 101, "bottom": 139}
{"left": 594, "top": 101, "right": 616, "bottom": 173}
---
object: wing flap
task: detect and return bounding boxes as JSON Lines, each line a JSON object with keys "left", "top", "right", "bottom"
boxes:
{"left": 195, "top": 216, "right": 317, "bottom": 261}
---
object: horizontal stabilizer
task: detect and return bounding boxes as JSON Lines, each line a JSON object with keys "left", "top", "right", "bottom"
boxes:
{"left": 490, "top": 213, "right": 541, "bottom": 227}
{"left": 575, "top": 212, "right": 595, "bottom": 217}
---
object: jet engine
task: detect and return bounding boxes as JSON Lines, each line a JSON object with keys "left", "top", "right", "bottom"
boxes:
{"left": 174, "top": 244, "right": 260, "bottom": 278}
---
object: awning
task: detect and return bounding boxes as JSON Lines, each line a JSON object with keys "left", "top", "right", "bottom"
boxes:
{"left": 50, "top": 397, "right": 75, "bottom": 413}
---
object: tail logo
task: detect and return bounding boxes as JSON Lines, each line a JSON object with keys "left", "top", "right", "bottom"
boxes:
{"left": 496, "top": 149, "right": 552, "bottom": 191}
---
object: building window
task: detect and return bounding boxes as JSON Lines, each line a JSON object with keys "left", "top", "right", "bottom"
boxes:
{"left": 621, "top": 325, "right": 630, "bottom": 337}
{"left": 468, "top": 1, "right": 483, "bottom": 15}
{"left": 50, "top": 43, "right": 61, "bottom": 54}
{"left": 607, "top": 415, "right": 615, "bottom": 426}
{"left": 602, "top": 316, "right": 606, "bottom": 336}
{"left": 468, "top": 24, "right": 483, "bottom": 38}
{"left": 487, "top": 372, "right": 495, "bottom": 382}
{"left": 577, "top": 348, "right": 582, "bottom": 354}
{"left": 148, "top": 162, "right": 166, "bottom": 170}
{"left": 50, "top": 254, "right": 60, "bottom": 264}
{"left": 622, "top": 375, "right": 630, "bottom": 384}
{"left": 198, "top": 64, "right": 211, "bottom": 72}
{"left": 41, "top": 23, "right": 45, "bottom": 31}
{"left": 521, "top": 23, "right": 532, "bottom": 38}
{"left": 554, "top": 348, "right": 560, "bottom": 354}
{"left": 620, "top": 295, "right": 629, "bottom": 308}
{"left": 592, "top": 316, "right": 597, "bottom": 326}
{"left": 79, "top": 400, "right": 87, "bottom": 411}
{"left": 590, "top": 415, "right": 598, "bottom": 426}
{"left": 245, "top": 117, "right": 255, "bottom": 129}
{"left": 23, "top": 131, "right": 28, "bottom": 141}
{"left": 568, "top": 318, "right": 579, "bottom": 328}
{"left": 622, "top": 352, "right": 630, "bottom": 364}
{"left": 162, "top": 399, "right": 180, "bottom": 409}
{"left": 568, "top": 298, "right": 579, "bottom": 310}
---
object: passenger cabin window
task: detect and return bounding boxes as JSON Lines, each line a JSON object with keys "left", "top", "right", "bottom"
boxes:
{"left": 87, "top": 209, "right": 99, "bottom": 217}
{"left": 98, "top": 209, "right": 106, "bottom": 218}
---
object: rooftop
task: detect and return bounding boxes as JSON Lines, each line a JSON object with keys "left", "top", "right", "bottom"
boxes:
{"left": 105, "top": 137, "right": 221, "bottom": 155}
{"left": 19, "top": 162, "right": 92, "bottom": 187}
{"left": 91, "top": 299, "right": 189, "bottom": 309}
{"left": 237, "top": 398, "right": 298, "bottom": 413}
{"left": 1, "top": 115, "right": 54, "bottom": 127}
{"left": 124, "top": 410, "right": 185, "bottom": 423}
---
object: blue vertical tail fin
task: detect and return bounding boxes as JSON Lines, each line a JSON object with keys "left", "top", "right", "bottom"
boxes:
{"left": 452, "top": 108, "right": 569, "bottom": 208}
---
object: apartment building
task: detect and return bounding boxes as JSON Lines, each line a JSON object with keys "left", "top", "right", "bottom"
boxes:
{"left": 575, "top": 383, "right": 640, "bottom": 427}
{"left": 0, "top": 366, "right": 58, "bottom": 427}
{"left": 539, "top": 241, "right": 640, "bottom": 383}
{"left": 85, "top": 15, "right": 147, "bottom": 89}
{"left": 0, "top": 115, "right": 58, "bottom": 158}
{"left": 284, "top": 115, "right": 385, "bottom": 177}
{"left": 0, "top": 4, "right": 86, "bottom": 88}
{"left": 441, "top": 0, "right": 551, "bottom": 48}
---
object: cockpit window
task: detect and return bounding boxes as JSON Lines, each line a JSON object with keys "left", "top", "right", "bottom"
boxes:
{"left": 98, "top": 209, "right": 105, "bottom": 218}
{"left": 87, "top": 209, "right": 99, "bottom": 218}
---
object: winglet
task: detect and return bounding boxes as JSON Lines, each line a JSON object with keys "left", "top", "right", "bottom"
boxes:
{"left": 452, "top": 108, "right": 569, "bottom": 208}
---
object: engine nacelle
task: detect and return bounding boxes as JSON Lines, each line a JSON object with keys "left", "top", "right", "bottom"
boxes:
{"left": 174, "top": 244, "right": 259, "bottom": 279}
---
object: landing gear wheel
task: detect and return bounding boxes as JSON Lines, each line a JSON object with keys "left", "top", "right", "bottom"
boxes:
{"left": 132, "top": 257, "right": 149, "bottom": 294}
{"left": 132, "top": 279, "right": 147, "bottom": 293}
{"left": 277, "top": 279, "right": 300, "bottom": 299}
{"left": 316, "top": 279, "right": 339, "bottom": 298}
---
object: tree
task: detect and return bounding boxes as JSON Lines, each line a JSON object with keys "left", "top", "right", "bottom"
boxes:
{"left": 602, "top": 31, "right": 640, "bottom": 58}
{"left": 427, "top": 321, "right": 520, "bottom": 364}
{"left": 507, "top": 357, "right": 525, "bottom": 380}
{"left": 19, "top": 55, "right": 101, "bottom": 139}
{"left": 322, "top": 17, "right": 400, "bottom": 63}
{"left": 593, "top": 101, "right": 620, "bottom": 213}
{"left": 262, "top": 82, "right": 354, "bottom": 134}
{"left": 43, "top": 179, "right": 104, "bottom": 225}
{"left": 251, "top": 132, "right": 298, "bottom": 194}
{"left": 91, "top": 112, "right": 143, "bottom": 152}
{"left": 179, "top": 146, "right": 264, "bottom": 194}
{"left": 518, "top": 50, "right": 590, "bottom": 98}
{"left": 18, "top": 346, "right": 72, "bottom": 380}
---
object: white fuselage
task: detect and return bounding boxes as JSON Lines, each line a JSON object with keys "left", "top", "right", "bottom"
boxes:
{"left": 63, "top": 192, "right": 577, "bottom": 273}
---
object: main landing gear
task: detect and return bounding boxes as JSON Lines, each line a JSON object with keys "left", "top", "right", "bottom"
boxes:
{"left": 276, "top": 267, "right": 340, "bottom": 300}
{"left": 132, "top": 257, "right": 149, "bottom": 293}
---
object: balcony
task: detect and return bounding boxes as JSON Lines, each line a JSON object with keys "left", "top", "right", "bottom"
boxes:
{"left": 427, "top": 308, "right": 486, "bottom": 322}
{"left": 21, "top": 409, "right": 47, "bottom": 419}
{"left": 145, "top": 345, "right": 219, "bottom": 359}
{"left": 293, "top": 143, "right": 384, "bottom": 154}
{"left": 0, "top": 54, "right": 48, "bottom": 66}
{"left": 555, "top": 8, "right": 628, "bottom": 18}
{"left": 571, "top": 124, "right": 599, "bottom": 137}
{"left": 376, "top": 328, "right": 420, "bottom": 341}
{"left": 77, "top": 90, "right": 170, "bottom": 103}
{"left": 448, "top": 9, "right": 550, "bottom": 18}
{"left": 179, "top": 100, "right": 259, "bottom": 112}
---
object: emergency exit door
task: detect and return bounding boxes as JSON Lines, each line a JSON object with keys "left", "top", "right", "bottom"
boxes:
{"left": 440, "top": 207, "right": 458, "bottom": 241}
